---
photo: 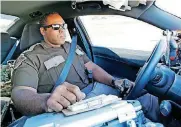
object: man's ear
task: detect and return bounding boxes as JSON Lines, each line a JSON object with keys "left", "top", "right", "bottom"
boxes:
{"left": 40, "top": 27, "right": 46, "bottom": 36}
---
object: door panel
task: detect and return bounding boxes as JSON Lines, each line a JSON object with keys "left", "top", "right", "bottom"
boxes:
{"left": 77, "top": 15, "right": 159, "bottom": 81}
{"left": 92, "top": 46, "right": 150, "bottom": 81}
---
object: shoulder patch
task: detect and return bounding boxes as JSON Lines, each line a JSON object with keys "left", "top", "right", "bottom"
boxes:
{"left": 14, "top": 54, "right": 27, "bottom": 69}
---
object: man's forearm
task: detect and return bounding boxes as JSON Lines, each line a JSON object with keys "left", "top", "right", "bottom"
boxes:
{"left": 92, "top": 65, "right": 113, "bottom": 86}
{"left": 85, "top": 62, "right": 113, "bottom": 86}
{"left": 11, "top": 88, "right": 50, "bottom": 116}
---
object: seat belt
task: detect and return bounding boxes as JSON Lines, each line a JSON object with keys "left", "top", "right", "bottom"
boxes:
{"left": 52, "top": 34, "right": 77, "bottom": 92}
{"left": 2, "top": 40, "right": 20, "bottom": 65}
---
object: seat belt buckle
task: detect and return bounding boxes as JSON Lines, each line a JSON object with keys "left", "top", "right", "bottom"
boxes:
{"left": 85, "top": 69, "right": 93, "bottom": 83}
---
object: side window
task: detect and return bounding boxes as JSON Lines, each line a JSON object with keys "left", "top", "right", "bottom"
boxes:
{"left": 80, "top": 15, "right": 162, "bottom": 52}
{"left": 0, "top": 14, "right": 19, "bottom": 32}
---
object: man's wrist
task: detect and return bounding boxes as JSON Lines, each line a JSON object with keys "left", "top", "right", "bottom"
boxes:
{"left": 40, "top": 93, "right": 51, "bottom": 113}
{"left": 111, "top": 78, "right": 116, "bottom": 86}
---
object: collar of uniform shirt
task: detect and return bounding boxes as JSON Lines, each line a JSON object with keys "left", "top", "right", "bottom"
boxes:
{"left": 40, "top": 41, "right": 64, "bottom": 49}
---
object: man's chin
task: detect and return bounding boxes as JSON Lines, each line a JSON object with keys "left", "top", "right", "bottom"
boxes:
{"left": 59, "top": 40, "right": 66, "bottom": 45}
{"left": 54, "top": 40, "right": 65, "bottom": 46}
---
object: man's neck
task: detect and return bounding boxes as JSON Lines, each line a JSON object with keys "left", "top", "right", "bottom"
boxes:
{"left": 45, "top": 41, "right": 62, "bottom": 48}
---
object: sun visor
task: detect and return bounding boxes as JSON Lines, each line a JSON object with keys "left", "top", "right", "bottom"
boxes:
{"left": 103, "top": 0, "right": 151, "bottom": 11}
{"left": 71, "top": 0, "right": 154, "bottom": 11}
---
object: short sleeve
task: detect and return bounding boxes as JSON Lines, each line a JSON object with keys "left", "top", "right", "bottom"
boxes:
{"left": 77, "top": 45, "right": 91, "bottom": 64}
{"left": 83, "top": 54, "right": 90, "bottom": 64}
{"left": 12, "top": 55, "right": 39, "bottom": 90}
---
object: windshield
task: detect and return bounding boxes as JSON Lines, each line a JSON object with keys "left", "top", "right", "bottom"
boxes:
{"left": 155, "top": 0, "right": 181, "bottom": 18}
{"left": 0, "top": 14, "right": 19, "bottom": 32}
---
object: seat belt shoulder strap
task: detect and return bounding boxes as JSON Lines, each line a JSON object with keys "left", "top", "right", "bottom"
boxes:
{"left": 52, "top": 34, "right": 77, "bottom": 92}
{"left": 2, "top": 40, "right": 20, "bottom": 65}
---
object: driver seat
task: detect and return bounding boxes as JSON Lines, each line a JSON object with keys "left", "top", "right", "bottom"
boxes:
{"left": 20, "top": 24, "right": 43, "bottom": 51}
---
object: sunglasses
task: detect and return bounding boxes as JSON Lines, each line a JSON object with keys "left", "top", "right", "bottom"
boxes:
{"left": 43, "top": 23, "right": 68, "bottom": 30}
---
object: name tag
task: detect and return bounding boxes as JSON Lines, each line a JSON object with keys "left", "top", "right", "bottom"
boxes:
{"left": 44, "top": 55, "right": 65, "bottom": 70}
{"left": 76, "top": 49, "right": 84, "bottom": 56}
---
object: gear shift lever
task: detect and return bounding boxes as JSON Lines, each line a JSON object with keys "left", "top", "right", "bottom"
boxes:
{"left": 160, "top": 100, "right": 172, "bottom": 117}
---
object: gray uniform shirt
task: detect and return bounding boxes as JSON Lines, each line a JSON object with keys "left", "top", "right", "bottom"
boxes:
{"left": 12, "top": 41, "right": 90, "bottom": 93}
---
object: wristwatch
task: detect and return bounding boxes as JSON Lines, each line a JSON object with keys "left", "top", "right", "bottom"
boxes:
{"left": 111, "top": 78, "right": 116, "bottom": 86}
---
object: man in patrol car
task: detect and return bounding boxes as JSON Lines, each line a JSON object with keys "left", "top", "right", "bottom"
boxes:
{"left": 11, "top": 12, "right": 160, "bottom": 122}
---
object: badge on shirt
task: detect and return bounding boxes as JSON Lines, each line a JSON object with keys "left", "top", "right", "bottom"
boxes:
{"left": 76, "top": 48, "right": 84, "bottom": 56}
{"left": 44, "top": 55, "right": 65, "bottom": 70}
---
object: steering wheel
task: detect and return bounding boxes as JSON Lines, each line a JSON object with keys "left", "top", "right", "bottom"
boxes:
{"left": 127, "top": 38, "right": 167, "bottom": 99}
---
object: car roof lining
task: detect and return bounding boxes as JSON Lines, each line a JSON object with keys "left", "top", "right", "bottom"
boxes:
{"left": 2, "top": 1, "right": 154, "bottom": 19}
{"left": 2, "top": 1, "right": 155, "bottom": 38}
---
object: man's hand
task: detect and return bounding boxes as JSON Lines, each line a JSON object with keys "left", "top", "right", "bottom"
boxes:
{"left": 46, "top": 82, "right": 86, "bottom": 112}
{"left": 114, "top": 79, "right": 135, "bottom": 97}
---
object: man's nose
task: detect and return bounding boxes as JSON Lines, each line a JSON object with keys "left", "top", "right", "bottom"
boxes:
{"left": 58, "top": 28, "right": 64, "bottom": 33}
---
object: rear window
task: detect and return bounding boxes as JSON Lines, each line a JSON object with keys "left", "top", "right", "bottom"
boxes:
{"left": 0, "top": 14, "right": 19, "bottom": 32}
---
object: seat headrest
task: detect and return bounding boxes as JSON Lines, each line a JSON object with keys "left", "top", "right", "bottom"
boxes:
{"left": 20, "top": 24, "right": 43, "bottom": 51}
{"left": 1, "top": 32, "right": 11, "bottom": 43}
